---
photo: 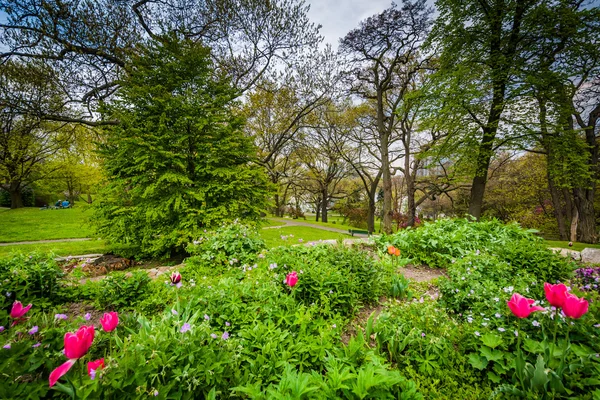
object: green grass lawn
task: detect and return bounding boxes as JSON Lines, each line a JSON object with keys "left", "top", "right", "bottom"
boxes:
{"left": 545, "top": 240, "right": 600, "bottom": 252}
{"left": 0, "top": 207, "right": 94, "bottom": 242}
{"left": 0, "top": 239, "right": 109, "bottom": 258}
{"left": 268, "top": 216, "right": 364, "bottom": 232}
{"left": 260, "top": 226, "right": 350, "bottom": 248}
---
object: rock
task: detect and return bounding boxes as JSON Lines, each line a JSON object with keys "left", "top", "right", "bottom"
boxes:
{"left": 550, "top": 248, "right": 581, "bottom": 261}
{"left": 581, "top": 248, "right": 600, "bottom": 264}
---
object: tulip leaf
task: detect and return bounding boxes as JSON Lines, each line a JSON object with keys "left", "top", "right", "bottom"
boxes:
{"left": 480, "top": 333, "right": 503, "bottom": 349}
{"left": 532, "top": 355, "right": 549, "bottom": 390}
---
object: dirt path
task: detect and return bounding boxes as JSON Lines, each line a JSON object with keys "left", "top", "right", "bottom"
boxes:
{"left": 0, "top": 238, "right": 92, "bottom": 246}
{"left": 263, "top": 218, "right": 368, "bottom": 237}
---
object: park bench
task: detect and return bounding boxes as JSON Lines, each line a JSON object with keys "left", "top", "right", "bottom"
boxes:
{"left": 348, "top": 229, "right": 371, "bottom": 236}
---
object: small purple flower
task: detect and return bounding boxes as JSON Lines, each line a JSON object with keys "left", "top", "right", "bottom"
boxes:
{"left": 84, "top": 313, "right": 91, "bottom": 321}
{"left": 90, "top": 369, "right": 97, "bottom": 380}
{"left": 180, "top": 323, "right": 191, "bottom": 333}
{"left": 225, "top": 321, "right": 231, "bottom": 327}
{"left": 0, "top": 326, "right": 4, "bottom": 332}
{"left": 421, "top": 332, "right": 426, "bottom": 338}
{"left": 298, "top": 239, "right": 303, "bottom": 243}
{"left": 222, "top": 332, "right": 229, "bottom": 340}
{"left": 55, "top": 314, "right": 68, "bottom": 320}
{"left": 594, "top": 324, "right": 600, "bottom": 328}
{"left": 176, "top": 282, "right": 183, "bottom": 289}
{"left": 514, "top": 330, "right": 519, "bottom": 337}
{"left": 154, "top": 390, "right": 159, "bottom": 396}
{"left": 210, "top": 333, "right": 218, "bottom": 339}
{"left": 32, "top": 342, "right": 41, "bottom": 348}
{"left": 3, "top": 344, "right": 10, "bottom": 349}
{"left": 532, "top": 320, "right": 540, "bottom": 327}
{"left": 171, "top": 309, "right": 178, "bottom": 315}
{"left": 204, "top": 314, "right": 210, "bottom": 321}
{"left": 28, "top": 326, "right": 38, "bottom": 335}
{"left": 258, "top": 253, "right": 265, "bottom": 259}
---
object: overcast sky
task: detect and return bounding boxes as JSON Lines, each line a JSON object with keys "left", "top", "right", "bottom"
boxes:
{"left": 306, "top": 0, "right": 395, "bottom": 48}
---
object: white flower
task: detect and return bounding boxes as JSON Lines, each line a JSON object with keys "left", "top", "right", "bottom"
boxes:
{"left": 514, "top": 330, "right": 519, "bottom": 337}
{"left": 474, "top": 331, "right": 480, "bottom": 337}
{"left": 532, "top": 320, "right": 540, "bottom": 327}
{"left": 498, "top": 327, "right": 505, "bottom": 332}
{"left": 493, "top": 297, "right": 500, "bottom": 302}
{"left": 495, "top": 313, "right": 501, "bottom": 318}
{"left": 481, "top": 322, "right": 488, "bottom": 327}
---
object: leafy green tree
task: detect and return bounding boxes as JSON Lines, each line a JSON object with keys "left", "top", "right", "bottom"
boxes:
{"left": 429, "top": 0, "right": 545, "bottom": 219}
{"left": 340, "top": 0, "right": 432, "bottom": 234}
{"left": 0, "top": 60, "right": 73, "bottom": 208}
{"left": 94, "top": 38, "right": 269, "bottom": 258}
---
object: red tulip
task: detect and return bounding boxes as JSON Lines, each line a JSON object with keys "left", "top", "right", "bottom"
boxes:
{"left": 170, "top": 272, "right": 181, "bottom": 285}
{"left": 100, "top": 312, "right": 119, "bottom": 332}
{"left": 507, "top": 293, "right": 544, "bottom": 318}
{"left": 544, "top": 283, "right": 568, "bottom": 308}
{"left": 10, "top": 301, "right": 32, "bottom": 319}
{"left": 87, "top": 358, "right": 105, "bottom": 379}
{"left": 285, "top": 271, "right": 298, "bottom": 287}
{"left": 49, "top": 325, "right": 95, "bottom": 387}
{"left": 562, "top": 293, "right": 589, "bottom": 319}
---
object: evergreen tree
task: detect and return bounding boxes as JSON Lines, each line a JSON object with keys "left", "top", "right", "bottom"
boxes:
{"left": 94, "top": 38, "right": 269, "bottom": 257}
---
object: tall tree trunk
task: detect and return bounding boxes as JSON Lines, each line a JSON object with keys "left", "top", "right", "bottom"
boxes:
{"left": 574, "top": 187, "right": 596, "bottom": 243}
{"left": 315, "top": 197, "right": 321, "bottom": 222}
{"left": 547, "top": 175, "right": 568, "bottom": 240}
{"left": 367, "top": 196, "right": 376, "bottom": 234}
{"left": 468, "top": 123, "right": 499, "bottom": 219}
{"left": 9, "top": 182, "right": 23, "bottom": 209}
{"left": 406, "top": 176, "right": 416, "bottom": 227}
{"left": 321, "top": 187, "right": 328, "bottom": 223}
{"left": 570, "top": 204, "right": 579, "bottom": 242}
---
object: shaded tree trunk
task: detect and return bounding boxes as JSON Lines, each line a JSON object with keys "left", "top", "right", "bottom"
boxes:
{"left": 8, "top": 182, "right": 23, "bottom": 209}
{"left": 321, "top": 188, "right": 328, "bottom": 223}
{"left": 574, "top": 187, "right": 596, "bottom": 243}
{"left": 547, "top": 175, "right": 568, "bottom": 240}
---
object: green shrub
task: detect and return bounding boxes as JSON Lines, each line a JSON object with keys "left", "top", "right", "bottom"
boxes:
{"left": 265, "top": 245, "right": 389, "bottom": 317}
{"left": 186, "top": 221, "right": 266, "bottom": 269}
{"left": 0, "top": 253, "right": 73, "bottom": 311}
{"left": 377, "top": 218, "right": 540, "bottom": 268}
{"left": 94, "top": 271, "right": 151, "bottom": 309}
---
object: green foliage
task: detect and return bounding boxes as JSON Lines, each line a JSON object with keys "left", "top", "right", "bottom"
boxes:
{"left": 378, "top": 218, "right": 554, "bottom": 268}
{"left": 93, "top": 38, "right": 269, "bottom": 258}
{"left": 0, "top": 253, "right": 72, "bottom": 310}
{"left": 389, "top": 274, "right": 412, "bottom": 300}
{"left": 186, "top": 221, "right": 266, "bottom": 268}
{"left": 94, "top": 271, "right": 151, "bottom": 310}
{"left": 265, "top": 245, "right": 390, "bottom": 317}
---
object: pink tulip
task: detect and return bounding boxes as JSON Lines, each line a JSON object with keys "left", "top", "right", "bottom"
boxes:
{"left": 562, "top": 294, "right": 589, "bottom": 319}
{"left": 9, "top": 301, "right": 32, "bottom": 326}
{"left": 87, "top": 358, "right": 105, "bottom": 380}
{"left": 170, "top": 272, "right": 181, "bottom": 285}
{"left": 507, "top": 293, "right": 544, "bottom": 318}
{"left": 100, "top": 312, "right": 119, "bottom": 332}
{"left": 285, "top": 271, "right": 298, "bottom": 287}
{"left": 544, "top": 283, "right": 569, "bottom": 308}
{"left": 49, "top": 325, "right": 95, "bottom": 387}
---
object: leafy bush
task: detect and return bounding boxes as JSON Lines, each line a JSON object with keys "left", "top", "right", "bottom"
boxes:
{"left": 94, "top": 271, "right": 151, "bottom": 309}
{"left": 377, "top": 218, "right": 541, "bottom": 268}
{"left": 0, "top": 253, "right": 73, "bottom": 311}
{"left": 265, "top": 245, "right": 390, "bottom": 317}
{"left": 186, "top": 221, "right": 265, "bottom": 270}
